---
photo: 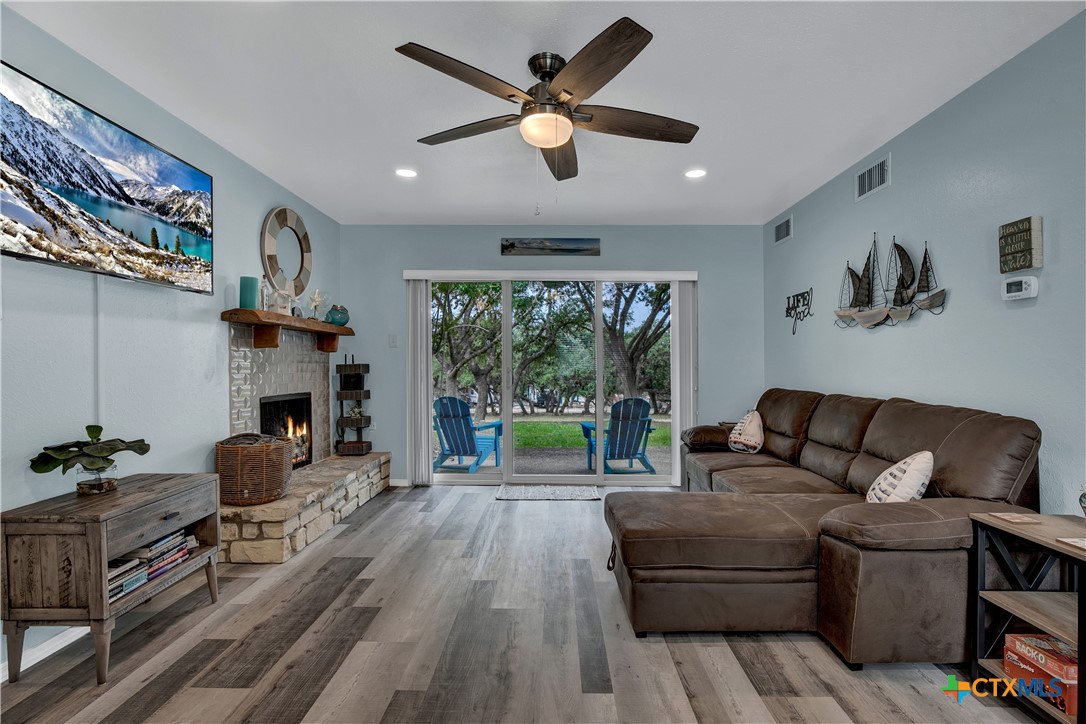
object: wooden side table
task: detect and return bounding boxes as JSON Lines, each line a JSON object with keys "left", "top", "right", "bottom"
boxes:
{"left": 1, "top": 473, "right": 220, "bottom": 684}
{"left": 970, "top": 512, "right": 1084, "bottom": 724}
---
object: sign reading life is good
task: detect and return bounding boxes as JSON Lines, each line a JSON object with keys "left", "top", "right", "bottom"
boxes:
{"left": 998, "top": 216, "right": 1043, "bottom": 274}
{"left": 785, "top": 287, "right": 813, "bottom": 335}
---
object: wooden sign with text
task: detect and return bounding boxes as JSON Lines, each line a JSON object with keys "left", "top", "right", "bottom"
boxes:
{"left": 998, "top": 216, "right": 1043, "bottom": 274}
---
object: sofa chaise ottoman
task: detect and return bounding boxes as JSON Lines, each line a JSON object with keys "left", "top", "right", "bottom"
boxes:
{"left": 604, "top": 388, "right": 1043, "bottom": 665}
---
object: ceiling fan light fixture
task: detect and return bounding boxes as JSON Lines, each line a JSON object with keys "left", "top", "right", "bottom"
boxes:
{"left": 398, "top": 18, "right": 697, "bottom": 181}
{"left": 519, "top": 105, "right": 574, "bottom": 149}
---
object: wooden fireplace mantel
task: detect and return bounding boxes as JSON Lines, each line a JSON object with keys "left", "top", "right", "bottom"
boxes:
{"left": 221, "top": 309, "right": 355, "bottom": 353}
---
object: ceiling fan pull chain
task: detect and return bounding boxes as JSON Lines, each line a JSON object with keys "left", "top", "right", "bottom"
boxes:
{"left": 534, "top": 150, "right": 542, "bottom": 216}
{"left": 554, "top": 126, "right": 561, "bottom": 208}
{"left": 554, "top": 125, "right": 561, "bottom": 201}
{"left": 553, "top": 134, "right": 560, "bottom": 208}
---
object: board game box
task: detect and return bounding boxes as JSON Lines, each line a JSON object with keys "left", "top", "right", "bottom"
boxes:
{"left": 1005, "top": 634, "right": 1078, "bottom": 717}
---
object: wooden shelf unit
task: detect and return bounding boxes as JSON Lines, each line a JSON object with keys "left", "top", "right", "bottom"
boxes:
{"left": 335, "top": 361, "right": 371, "bottom": 456}
{"left": 979, "top": 591, "right": 1078, "bottom": 646}
{"left": 336, "top": 389, "right": 371, "bottom": 401}
{"left": 970, "top": 513, "right": 1083, "bottom": 724}
{"left": 337, "top": 416, "right": 372, "bottom": 429}
{"left": 221, "top": 308, "right": 354, "bottom": 353}
{"left": 1, "top": 474, "right": 220, "bottom": 685}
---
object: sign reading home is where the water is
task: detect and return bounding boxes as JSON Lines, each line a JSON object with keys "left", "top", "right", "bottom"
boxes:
{"left": 998, "top": 216, "right": 1043, "bottom": 274}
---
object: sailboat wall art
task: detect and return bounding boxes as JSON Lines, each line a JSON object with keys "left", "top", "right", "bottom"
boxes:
{"left": 833, "top": 263, "right": 861, "bottom": 328}
{"left": 834, "top": 233, "right": 947, "bottom": 329}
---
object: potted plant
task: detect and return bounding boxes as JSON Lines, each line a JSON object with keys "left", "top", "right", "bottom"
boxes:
{"left": 30, "top": 425, "right": 150, "bottom": 495}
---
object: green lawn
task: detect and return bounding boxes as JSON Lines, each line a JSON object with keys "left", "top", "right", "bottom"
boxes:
{"left": 512, "top": 420, "right": 671, "bottom": 448}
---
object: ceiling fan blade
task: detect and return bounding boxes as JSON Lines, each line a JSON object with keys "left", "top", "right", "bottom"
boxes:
{"left": 547, "top": 17, "right": 652, "bottom": 106}
{"left": 418, "top": 115, "right": 520, "bottom": 145}
{"left": 574, "top": 105, "right": 698, "bottom": 143}
{"left": 396, "top": 43, "right": 533, "bottom": 104}
{"left": 541, "top": 139, "right": 578, "bottom": 181}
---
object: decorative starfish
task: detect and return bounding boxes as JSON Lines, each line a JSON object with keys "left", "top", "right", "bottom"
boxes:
{"left": 307, "top": 289, "right": 328, "bottom": 318}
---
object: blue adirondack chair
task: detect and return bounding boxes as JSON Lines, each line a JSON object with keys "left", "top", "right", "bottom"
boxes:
{"left": 432, "top": 396, "right": 502, "bottom": 473}
{"left": 580, "top": 398, "right": 657, "bottom": 474}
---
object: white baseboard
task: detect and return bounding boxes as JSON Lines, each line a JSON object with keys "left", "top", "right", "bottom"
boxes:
{"left": 390, "top": 478, "right": 410, "bottom": 487}
{"left": 1, "top": 626, "right": 88, "bottom": 681}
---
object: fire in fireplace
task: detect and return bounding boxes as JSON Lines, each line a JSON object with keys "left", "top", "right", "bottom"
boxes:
{"left": 260, "top": 393, "right": 313, "bottom": 468}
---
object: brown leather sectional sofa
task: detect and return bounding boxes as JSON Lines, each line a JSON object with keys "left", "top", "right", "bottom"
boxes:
{"left": 603, "top": 388, "right": 1043, "bottom": 665}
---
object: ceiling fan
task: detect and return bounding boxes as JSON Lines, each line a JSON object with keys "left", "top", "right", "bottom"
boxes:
{"left": 396, "top": 17, "right": 699, "bottom": 181}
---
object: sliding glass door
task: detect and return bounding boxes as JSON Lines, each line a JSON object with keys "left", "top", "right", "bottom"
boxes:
{"left": 428, "top": 275, "right": 685, "bottom": 485}
{"left": 600, "top": 282, "right": 672, "bottom": 479}
{"left": 508, "top": 281, "right": 597, "bottom": 478}
{"left": 430, "top": 282, "right": 503, "bottom": 480}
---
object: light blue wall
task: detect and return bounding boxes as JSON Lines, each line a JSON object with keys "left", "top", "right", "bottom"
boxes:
{"left": 338, "top": 225, "right": 765, "bottom": 480}
{"left": 762, "top": 13, "right": 1086, "bottom": 513}
{"left": 0, "top": 7, "right": 342, "bottom": 658}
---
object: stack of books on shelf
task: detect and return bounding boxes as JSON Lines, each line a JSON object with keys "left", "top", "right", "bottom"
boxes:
{"left": 108, "top": 533, "right": 199, "bottom": 603}
{"left": 132, "top": 532, "right": 195, "bottom": 584}
{"left": 107, "top": 557, "right": 148, "bottom": 602}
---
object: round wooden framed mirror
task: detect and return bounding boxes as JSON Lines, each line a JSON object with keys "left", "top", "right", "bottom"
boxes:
{"left": 260, "top": 207, "right": 313, "bottom": 298}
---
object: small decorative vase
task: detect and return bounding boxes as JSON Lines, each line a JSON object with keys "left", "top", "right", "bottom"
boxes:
{"left": 324, "top": 305, "right": 349, "bottom": 326}
{"left": 76, "top": 465, "right": 118, "bottom": 495}
{"left": 1079, "top": 490, "right": 1086, "bottom": 517}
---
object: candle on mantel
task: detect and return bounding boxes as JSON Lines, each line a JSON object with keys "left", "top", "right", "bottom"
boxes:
{"left": 239, "top": 276, "right": 259, "bottom": 309}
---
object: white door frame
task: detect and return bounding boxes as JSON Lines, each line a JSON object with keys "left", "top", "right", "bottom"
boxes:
{"left": 405, "top": 270, "right": 697, "bottom": 282}
{"left": 422, "top": 271, "right": 696, "bottom": 486}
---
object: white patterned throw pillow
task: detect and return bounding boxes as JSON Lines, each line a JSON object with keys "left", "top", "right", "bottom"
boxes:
{"left": 867, "top": 451, "right": 934, "bottom": 503}
{"left": 728, "top": 411, "right": 764, "bottom": 454}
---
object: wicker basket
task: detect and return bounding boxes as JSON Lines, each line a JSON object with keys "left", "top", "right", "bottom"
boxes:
{"left": 216, "top": 433, "right": 293, "bottom": 505}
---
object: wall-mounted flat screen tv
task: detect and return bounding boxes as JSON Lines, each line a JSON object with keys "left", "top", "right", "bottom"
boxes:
{"left": 1, "top": 62, "right": 213, "bottom": 294}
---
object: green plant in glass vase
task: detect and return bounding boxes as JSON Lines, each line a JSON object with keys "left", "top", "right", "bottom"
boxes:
{"left": 30, "top": 425, "right": 150, "bottom": 494}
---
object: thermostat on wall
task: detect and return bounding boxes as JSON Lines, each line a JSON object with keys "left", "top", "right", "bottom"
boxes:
{"left": 1001, "top": 276, "right": 1038, "bottom": 300}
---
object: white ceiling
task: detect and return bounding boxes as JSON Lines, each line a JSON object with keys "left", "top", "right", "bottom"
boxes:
{"left": 8, "top": 1, "right": 1082, "bottom": 225}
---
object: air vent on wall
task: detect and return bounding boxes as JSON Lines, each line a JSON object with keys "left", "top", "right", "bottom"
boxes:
{"left": 855, "top": 153, "right": 890, "bottom": 201}
{"left": 774, "top": 215, "right": 793, "bottom": 244}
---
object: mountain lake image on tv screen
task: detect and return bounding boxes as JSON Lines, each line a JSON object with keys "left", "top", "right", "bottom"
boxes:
{"left": 0, "top": 63, "right": 213, "bottom": 293}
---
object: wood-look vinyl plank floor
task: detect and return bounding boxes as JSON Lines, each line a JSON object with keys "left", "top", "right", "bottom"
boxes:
{"left": 4, "top": 572, "right": 218, "bottom": 710}
{"left": 3, "top": 578, "right": 253, "bottom": 724}
{"left": 98, "top": 639, "right": 237, "bottom": 724}
{"left": 302, "top": 641, "right": 418, "bottom": 724}
{"left": 763, "top": 696, "right": 855, "bottom": 724}
{"left": 2, "top": 486, "right": 1042, "bottom": 724}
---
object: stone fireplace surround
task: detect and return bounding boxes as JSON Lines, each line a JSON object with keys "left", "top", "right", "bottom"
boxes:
{"left": 220, "top": 452, "right": 390, "bottom": 563}
{"left": 229, "top": 323, "right": 330, "bottom": 462}
{"left": 224, "top": 322, "right": 392, "bottom": 563}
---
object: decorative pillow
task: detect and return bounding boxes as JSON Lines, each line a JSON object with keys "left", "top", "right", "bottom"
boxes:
{"left": 728, "top": 411, "right": 764, "bottom": 454}
{"left": 867, "top": 451, "right": 934, "bottom": 503}
{"left": 680, "top": 425, "right": 735, "bottom": 451}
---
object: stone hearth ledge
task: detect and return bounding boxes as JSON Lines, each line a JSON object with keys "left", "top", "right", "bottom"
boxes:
{"left": 220, "top": 452, "right": 390, "bottom": 563}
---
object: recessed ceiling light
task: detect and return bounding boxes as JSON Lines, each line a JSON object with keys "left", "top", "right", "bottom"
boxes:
{"left": 684, "top": 169, "right": 707, "bottom": 179}
{"left": 395, "top": 168, "right": 418, "bottom": 178}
